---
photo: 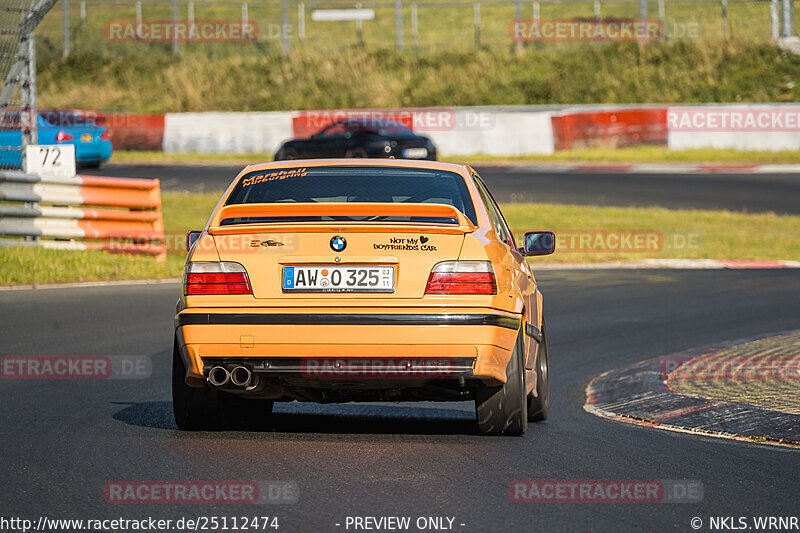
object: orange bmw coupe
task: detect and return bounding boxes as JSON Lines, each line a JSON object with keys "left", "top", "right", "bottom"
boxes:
{"left": 173, "top": 159, "right": 555, "bottom": 435}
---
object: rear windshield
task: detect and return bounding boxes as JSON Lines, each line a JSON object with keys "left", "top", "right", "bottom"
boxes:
{"left": 223, "top": 166, "right": 477, "bottom": 225}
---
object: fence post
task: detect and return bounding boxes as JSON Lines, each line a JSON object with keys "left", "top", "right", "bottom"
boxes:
{"left": 639, "top": 0, "right": 647, "bottom": 42}
{"left": 533, "top": 1, "right": 539, "bottom": 23}
{"left": 473, "top": 3, "right": 480, "bottom": 48}
{"left": 395, "top": 0, "right": 404, "bottom": 53}
{"left": 80, "top": 0, "right": 86, "bottom": 25}
{"left": 62, "top": 0, "right": 69, "bottom": 58}
{"left": 355, "top": 2, "right": 364, "bottom": 45}
{"left": 298, "top": 3, "right": 305, "bottom": 40}
{"left": 281, "top": 0, "right": 290, "bottom": 55}
{"left": 658, "top": 0, "right": 665, "bottom": 39}
{"left": 515, "top": 0, "right": 522, "bottom": 53}
{"left": 242, "top": 3, "right": 248, "bottom": 27}
{"left": 771, "top": 0, "right": 779, "bottom": 40}
{"left": 171, "top": 0, "right": 179, "bottom": 55}
{"left": 781, "top": 0, "right": 793, "bottom": 37}
{"left": 411, "top": 3, "right": 419, "bottom": 47}
{"left": 721, "top": 0, "right": 728, "bottom": 39}
{"left": 135, "top": 0, "right": 143, "bottom": 39}
{"left": 594, "top": 0, "right": 601, "bottom": 19}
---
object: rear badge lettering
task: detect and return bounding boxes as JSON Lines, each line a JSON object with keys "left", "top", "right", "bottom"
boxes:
{"left": 250, "top": 239, "right": 285, "bottom": 248}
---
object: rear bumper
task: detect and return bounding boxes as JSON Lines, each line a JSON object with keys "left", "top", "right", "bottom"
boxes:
{"left": 74, "top": 140, "right": 112, "bottom": 163}
{"left": 175, "top": 308, "right": 521, "bottom": 387}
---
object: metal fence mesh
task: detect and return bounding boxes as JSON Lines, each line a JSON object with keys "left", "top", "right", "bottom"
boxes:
{"left": 0, "top": 1, "right": 29, "bottom": 169}
{"left": 36, "top": 0, "right": 797, "bottom": 59}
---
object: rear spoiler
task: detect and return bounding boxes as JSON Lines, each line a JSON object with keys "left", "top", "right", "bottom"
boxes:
{"left": 209, "top": 202, "right": 476, "bottom": 232}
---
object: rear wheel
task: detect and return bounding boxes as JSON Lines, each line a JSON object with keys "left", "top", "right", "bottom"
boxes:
{"left": 221, "top": 394, "right": 274, "bottom": 430}
{"left": 172, "top": 338, "right": 219, "bottom": 430}
{"left": 475, "top": 328, "right": 528, "bottom": 436}
{"left": 527, "top": 318, "right": 550, "bottom": 422}
{"left": 173, "top": 339, "right": 274, "bottom": 430}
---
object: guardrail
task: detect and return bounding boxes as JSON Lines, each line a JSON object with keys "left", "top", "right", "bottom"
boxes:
{"left": 0, "top": 171, "right": 166, "bottom": 261}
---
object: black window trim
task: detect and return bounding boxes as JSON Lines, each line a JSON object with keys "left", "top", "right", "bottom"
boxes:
{"left": 471, "top": 173, "right": 516, "bottom": 249}
{"left": 224, "top": 165, "right": 479, "bottom": 226}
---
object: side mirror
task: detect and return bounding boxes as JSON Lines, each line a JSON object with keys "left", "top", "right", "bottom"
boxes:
{"left": 521, "top": 231, "right": 555, "bottom": 256}
{"left": 186, "top": 230, "right": 202, "bottom": 252}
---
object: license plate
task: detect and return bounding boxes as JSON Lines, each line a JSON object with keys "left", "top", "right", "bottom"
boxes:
{"left": 282, "top": 265, "right": 395, "bottom": 293}
{"left": 80, "top": 133, "right": 93, "bottom": 142}
{"left": 402, "top": 147, "right": 428, "bottom": 159}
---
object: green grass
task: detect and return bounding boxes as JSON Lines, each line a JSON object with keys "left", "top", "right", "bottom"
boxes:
{"left": 464, "top": 146, "right": 800, "bottom": 164}
{"left": 109, "top": 147, "right": 800, "bottom": 166}
{"left": 506, "top": 203, "right": 800, "bottom": 262}
{"left": 36, "top": 40, "right": 800, "bottom": 113}
{"left": 111, "top": 151, "right": 274, "bottom": 165}
{"left": 2, "top": 194, "right": 800, "bottom": 285}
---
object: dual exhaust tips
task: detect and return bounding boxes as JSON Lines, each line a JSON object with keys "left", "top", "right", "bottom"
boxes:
{"left": 208, "top": 365, "right": 254, "bottom": 389}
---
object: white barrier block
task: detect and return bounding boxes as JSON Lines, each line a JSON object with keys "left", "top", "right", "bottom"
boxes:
{"left": 667, "top": 105, "right": 800, "bottom": 152}
{"left": 163, "top": 112, "right": 296, "bottom": 155}
{"left": 420, "top": 109, "right": 554, "bottom": 157}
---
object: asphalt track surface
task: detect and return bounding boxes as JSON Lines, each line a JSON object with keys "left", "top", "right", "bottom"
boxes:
{"left": 2, "top": 269, "right": 799, "bottom": 531}
{"left": 85, "top": 163, "right": 800, "bottom": 214}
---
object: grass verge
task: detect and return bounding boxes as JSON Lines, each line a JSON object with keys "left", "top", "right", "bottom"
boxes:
{"left": 2, "top": 196, "right": 799, "bottom": 285}
{"left": 38, "top": 41, "right": 800, "bottom": 113}
{"left": 110, "top": 147, "right": 800, "bottom": 166}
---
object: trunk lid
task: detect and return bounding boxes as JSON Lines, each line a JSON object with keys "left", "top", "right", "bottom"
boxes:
{"left": 209, "top": 202, "right": 474, "bottom": 300}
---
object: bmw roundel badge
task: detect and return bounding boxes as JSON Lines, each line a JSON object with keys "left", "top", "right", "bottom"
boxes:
{"left": 330, "top": 235, "right": 347, "bottom": 252}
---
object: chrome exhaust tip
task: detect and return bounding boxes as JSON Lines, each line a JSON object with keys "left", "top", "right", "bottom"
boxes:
{"left": 208, "top": 366, "right": 230, "bottom": 387}
{"left": 230, "top": 365, "right": 252, "bottom": 388}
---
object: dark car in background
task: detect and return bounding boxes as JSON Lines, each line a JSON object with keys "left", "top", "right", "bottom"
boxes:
{"left": 274, "top": 118, "right": 437, "bottom": 161}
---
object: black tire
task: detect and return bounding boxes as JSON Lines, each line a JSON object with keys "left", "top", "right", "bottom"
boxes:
{"left": 172, "top": 338, "right": 220, "bottom": 430}
{"left": 527, "top": 318, "right": 550, "bottom": 422}
{"left": 80, "top": 161, "right": 102, "bottom": 169}
{"left": 173, "top": 338, "right": 275, "bottom": 430}
{"left": 345, "top": 147, "right": 368, "bottom": 158}
{"left": 220, "top": 394, "right": 274, "bottom": 431}
{"left": 475, "top": 328, "right": 528, "bottom": 436}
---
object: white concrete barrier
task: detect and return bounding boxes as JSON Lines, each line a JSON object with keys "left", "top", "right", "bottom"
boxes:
{"left": 163, "top": 111, "right": 295, "bottom": 154}
{"left": 161, "top": 104, "right": 800, "bottom": 156}
{"left": 419, "top": 109, "right": 554, "bottom": 156}
{"left": 163, "top": 107, "right": 554, "bottom": 156}
{"left": 667, "top": 104, "right": 800, "bottom": 152}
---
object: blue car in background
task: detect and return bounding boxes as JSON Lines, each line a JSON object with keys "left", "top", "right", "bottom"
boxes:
{"left": 0, "top": 110, "right": 113, "bottom": 169}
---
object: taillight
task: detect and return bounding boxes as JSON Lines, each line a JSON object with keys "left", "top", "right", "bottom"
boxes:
{"left": 100, "top": 131, "right": 111, "bottom": 140}
{"left": 425, "top": 261, "right": 497, "bottom": 295}
{"left": 185, "top": 262, "right": 252, "bottom": 295}
{"left": 55, "top": 131, "right": 73, "bottom": 142}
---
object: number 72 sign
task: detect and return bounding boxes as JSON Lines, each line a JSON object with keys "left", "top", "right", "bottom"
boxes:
{"left": 24, "top": 144, "right": 76, "bottom": 178}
